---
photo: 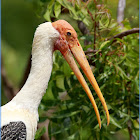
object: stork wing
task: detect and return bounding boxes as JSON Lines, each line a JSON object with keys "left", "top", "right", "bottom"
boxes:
{"left": 1, "top": 121, "right": 26, "bottom": 140}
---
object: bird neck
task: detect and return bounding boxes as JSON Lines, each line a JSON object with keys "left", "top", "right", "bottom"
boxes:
{"left": 12, "top": 38, "right": 54, "bottom": 113}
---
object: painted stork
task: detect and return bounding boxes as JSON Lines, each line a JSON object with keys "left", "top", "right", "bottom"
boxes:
{"left": 1, "top": 20, "right": 110, "bottom": 140}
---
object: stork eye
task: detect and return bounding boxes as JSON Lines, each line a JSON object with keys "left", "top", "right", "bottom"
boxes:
{"left": 67, "top": 32, "right": 71, "bottom": 36}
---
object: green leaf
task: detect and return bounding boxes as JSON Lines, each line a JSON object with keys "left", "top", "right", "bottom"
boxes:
{"left": 62, "top": 61, "right": 72, "bottom": 76}
{"left": 43, "top": 82, "right": 54, "bottom": 100}
{"left": 44, "top": 9, "right": 51, "bottom": 22}
{"left": 99, "top": 40, "right": 112, "bottom": 50}
{"left": 67, "top": 131, "right": 79, "bottom": 140}
{"left": 35, "top": 127, "right": 46, "bottom": 140}
{"left": 115, "top": 64, "right": 130, "bottom": 80}
{"left": 57, "top": 0, "right": 79, "bottom": 20}
{"left": 52, "top": 110, "right": 80, "bottom": 119}
{"left": 127, "top": 49, "right": 139, "bottom": 58}
{"left": 56, "top": 75, "right": 65, "bottom": 90}
{"left": 44, "top": 0, "right": 55, "bottom": 21}
{"left": 125, "top": 57, "right": 138, "bottom": 68}
{"left": 64, "top": 77, "right": 70, "bottom": 90}
{"left": 110, "top": 116, "right": 122, "bottom": 129}
{"left": 54, "top": 1, "right": 61, "bottom": 18}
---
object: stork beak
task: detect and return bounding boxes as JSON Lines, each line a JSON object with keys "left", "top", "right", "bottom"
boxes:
{"left": 53, "top": 30, "right": 109, "bottom": 129}
{"left": 69, "top": 41, "right": 110, "bottom": 127}
{"left": 64, "top": 50, "right": 102, "bottom": 128}
{"left": 61, "top": 40, "right": 110, "bottom": 128}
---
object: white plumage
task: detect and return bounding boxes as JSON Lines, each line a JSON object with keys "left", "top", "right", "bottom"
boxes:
{"left": 1, "top": 22, "right": 59, "bottom": 140}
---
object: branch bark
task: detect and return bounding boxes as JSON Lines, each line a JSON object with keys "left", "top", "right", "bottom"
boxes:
{"left": 93, "top": 13, "right": 97, "bottom": 50}
{"left": 107, "top": 28, "right": 139, "bottom": 41}
{"left": 77, "top": 20, "right": 90, "bottom": 35}
{"left": 84, "top": 49, "right": 98, "bottom": 55}
{"left": 77, "top": 20, "right": 90, "bottom": 45}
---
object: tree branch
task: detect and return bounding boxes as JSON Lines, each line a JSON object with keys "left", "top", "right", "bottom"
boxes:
{"left": 77, "top": 20, "right": 90, "bottom": 35}
{"left": 77, "top": 20, "right": 91, "bottom": 45}
{"left": 107, "top": 28, "right": 139, "bottom": 40}
{"left": 84, "top": 49, "right": 99, "bottom": 55}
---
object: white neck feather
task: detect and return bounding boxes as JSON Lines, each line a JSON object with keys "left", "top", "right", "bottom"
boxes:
{"left": 9, "top": 22, "right": 59, "bottom": 113}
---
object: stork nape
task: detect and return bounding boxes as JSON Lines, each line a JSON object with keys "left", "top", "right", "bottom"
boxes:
{"left": 1, "top": 20, "right": 110, "bottom": 140}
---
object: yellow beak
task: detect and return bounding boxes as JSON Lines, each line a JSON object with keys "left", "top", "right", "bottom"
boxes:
{"left": 63, "top": 41, "right": 110, "bottom": 128}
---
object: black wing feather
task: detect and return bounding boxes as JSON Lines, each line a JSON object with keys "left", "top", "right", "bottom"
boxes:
{"left": 1, "top": 121, "right": 26, "bottom": 140}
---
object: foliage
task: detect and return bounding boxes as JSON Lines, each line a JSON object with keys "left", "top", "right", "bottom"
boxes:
{"left": 2, "top": 0, "right": 139, "bottom": 139}
{"left": 26, "top": 0, "right": 139, "bottom": 139}
{"left": 35, "top": 127, "right": 46, "bottom": 140}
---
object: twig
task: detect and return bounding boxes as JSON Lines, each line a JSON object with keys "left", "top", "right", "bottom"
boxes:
{"left": 87, "top": 8, "right": 94, "bottom": 21}
{"left": 84, "top": 49, "right": 98, "bottom": 55}
{"left": 93, "top": 13, "right": 97, "bottom": 50}
{"left": 107, "top": 28, "right": 139, "bottom": 41}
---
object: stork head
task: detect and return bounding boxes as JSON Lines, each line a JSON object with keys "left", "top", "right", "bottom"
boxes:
{"left": 51, "top": 20, "right": 109, "bottom": 128}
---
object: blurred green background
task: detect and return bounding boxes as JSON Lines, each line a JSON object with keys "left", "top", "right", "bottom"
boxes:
{"left": 1, "top": 0, "right": 139, "bottom": 140}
